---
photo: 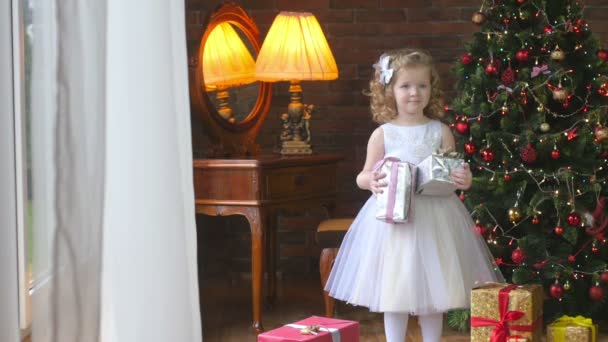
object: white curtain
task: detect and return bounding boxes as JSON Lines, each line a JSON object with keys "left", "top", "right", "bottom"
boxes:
{"left": 29, "top": 0, "right": 202, "bottom": 341}
{"left": 1, "top": 0, "right": 21, "bottom": 340}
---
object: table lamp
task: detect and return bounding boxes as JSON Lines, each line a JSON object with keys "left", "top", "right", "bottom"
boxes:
{"left": 203, "top": 22, "right": 257, "bottom": 123}
{"left": 255, "top": 12, "right": 338, "bottom": 155}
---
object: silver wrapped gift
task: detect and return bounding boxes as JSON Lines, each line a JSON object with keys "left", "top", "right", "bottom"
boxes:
{"left": 375, "top": 157, "right": 416, "bottom": 223}
{"left": 416, "top": 152, "right": 464, "bottom": 196}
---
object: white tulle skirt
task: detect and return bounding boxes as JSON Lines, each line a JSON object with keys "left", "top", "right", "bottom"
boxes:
{"left": 325, "top": 193, "right": 504, "bottom": 314}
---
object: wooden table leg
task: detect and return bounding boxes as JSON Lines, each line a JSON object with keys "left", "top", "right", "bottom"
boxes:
{"left": 245, "top": 207, "right": 265, "bottom": 333}
{"left": 319, "top": 248, "right": 338, "bottom": 317}
{"left": 266, "top": 208, "right": 277, "bottom": 307}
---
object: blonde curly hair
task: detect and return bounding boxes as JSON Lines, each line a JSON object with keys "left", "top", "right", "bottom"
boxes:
{"left": 368, "top": 48, "right": 444, "bottom": 124}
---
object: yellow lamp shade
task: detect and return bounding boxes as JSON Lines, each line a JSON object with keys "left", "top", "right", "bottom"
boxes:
{"left": 203, "top": 22, "right": 256, "bottom": 87}
{"left": 255, "top": 12, "right": 338, "bottom": 81}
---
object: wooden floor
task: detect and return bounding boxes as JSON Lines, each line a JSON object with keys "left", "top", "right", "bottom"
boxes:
{"left": 200, "top": 275, "right": 608, "bottom": 342}
{"left": 200, "top": 275, "right": 470, "bottom": 342}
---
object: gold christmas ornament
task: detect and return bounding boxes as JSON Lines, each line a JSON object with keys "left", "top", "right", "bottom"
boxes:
{"left": 595, "top": 125, "right": 608, "bottom": 142}
{"left": 508, "top": 207, "right": 522, "bottom": 223}
{"left": 563, "top": 280, "right": 571, "bottom": 291}
{"left": 552, "top": 87, "right": 568, "bottom": 102}
{"left": 540, "top": 122, "right": 550, "bottom": 132}
{"left": 551, "top": 46, "right": 566, "bottom": 61}
{"left": 472, "top": 12, "right": 487, "bottom": 25}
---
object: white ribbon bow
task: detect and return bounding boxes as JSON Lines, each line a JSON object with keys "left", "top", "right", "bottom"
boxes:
{"left": 497, "top": 85, "right": 513, "bottom": 93}
{"left": 286, "top": 324, "right": 341, "bottom": 342}
{"left": 373, "top": 54, "right": 394, "bottom": 85}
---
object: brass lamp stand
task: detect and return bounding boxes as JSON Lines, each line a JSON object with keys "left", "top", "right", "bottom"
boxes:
{"left": 279, "top": 80, "right": 314, "bottom": 155}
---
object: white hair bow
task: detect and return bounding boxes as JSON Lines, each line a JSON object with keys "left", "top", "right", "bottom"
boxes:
{"left": 373, "top": 54, "right": 393, "bottom": 85}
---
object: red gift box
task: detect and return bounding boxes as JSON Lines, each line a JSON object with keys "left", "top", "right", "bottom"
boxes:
{"left": 257, "top": 316, "right": 359, "bottom": 342}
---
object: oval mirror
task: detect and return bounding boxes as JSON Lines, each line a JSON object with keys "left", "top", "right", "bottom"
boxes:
{"left": 191, "top": 3, "right": 272, "bottom": 156}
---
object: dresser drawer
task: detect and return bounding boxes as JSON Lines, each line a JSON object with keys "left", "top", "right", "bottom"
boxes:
{"left": 194, "top": 167, "right": 259, "bottom": 201}
{"left": 264, "top": 164, "right": 337, "bottom": 200}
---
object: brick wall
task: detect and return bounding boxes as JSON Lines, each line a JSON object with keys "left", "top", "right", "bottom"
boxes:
{"left": 188, "top": 0, "right": 608, "bottom": 279}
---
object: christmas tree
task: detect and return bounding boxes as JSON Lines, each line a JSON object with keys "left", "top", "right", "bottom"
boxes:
{"left": 449, "top": 0, "right": 608, "bottom": 322}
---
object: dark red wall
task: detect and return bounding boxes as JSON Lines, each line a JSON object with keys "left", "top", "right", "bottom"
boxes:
{"left": 188, "top": 0, "right": 608, "bottom": 278}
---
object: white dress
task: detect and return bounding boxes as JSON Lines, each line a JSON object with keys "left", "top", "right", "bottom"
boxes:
{"left": 325, "top": 120, "right": 504, "bottom": 314}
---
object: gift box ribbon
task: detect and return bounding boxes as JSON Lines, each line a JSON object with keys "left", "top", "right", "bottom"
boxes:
{"left": 550, "top": 315, "right": 596, "bottom": 342}
{"left": 373, "top": 157, "right": 415, "bottom": 223}
{"left": 286, "top": 324, "right": 341, "bottom": 342}
{"left": 471, "top": 284, "right": 542, "bottom": 342}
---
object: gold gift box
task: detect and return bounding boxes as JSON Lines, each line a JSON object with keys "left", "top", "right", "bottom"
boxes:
{"left": 547, "top": 316, "right": 597, "bottom": 342}
{"left": 471, "top": 283, "right": 543, "bottom": 342}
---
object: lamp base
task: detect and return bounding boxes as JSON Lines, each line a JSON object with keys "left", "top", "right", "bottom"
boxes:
{"left": 280, "top": 141, "right": 312, "bottom": 155}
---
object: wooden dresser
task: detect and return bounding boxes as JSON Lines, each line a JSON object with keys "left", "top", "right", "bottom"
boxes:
{"left": 193, "top": 153, "right": 342, "bottom": 332}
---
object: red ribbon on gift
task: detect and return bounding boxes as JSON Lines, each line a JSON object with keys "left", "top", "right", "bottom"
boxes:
{"left": 471, "top": 284, "right": 541, "bottom": 342}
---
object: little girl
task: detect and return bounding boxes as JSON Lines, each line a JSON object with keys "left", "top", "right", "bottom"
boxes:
{"left": 325, "top": 48, "right": 504, "bottom": 342}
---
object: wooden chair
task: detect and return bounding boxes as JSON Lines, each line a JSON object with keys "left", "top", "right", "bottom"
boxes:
{"left": 316, "top": 218, "right": 427, "bottom": 341}
{"left": 316, "top": 218, "right": 354, "bottom": 317}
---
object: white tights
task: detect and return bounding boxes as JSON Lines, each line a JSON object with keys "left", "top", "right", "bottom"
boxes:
{"left": 383, "top": 312, "right": 443, "bottom": 342}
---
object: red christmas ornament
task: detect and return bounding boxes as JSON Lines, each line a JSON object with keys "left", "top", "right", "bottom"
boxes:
{"left": 592, "top": 245, "right": 599, "bottom": 254}
{"left": 474, "top": 222, "right": 487, "bottom": 236}
{"left": 598, "top": 83, "right": 608, "bottom": 97}
{"left": 554, "top": 226, "right": 564, "bottom": 236}
{"left": 464, "top": 141, "right": 477, "bottom": 155}
{"left": 461, "top": 53, "right": 473, "bottom": 65}
{"left": 568, "top": 255, "right": 576, "bottom": 262}
{"left": 517, "top": 0, "right": 526, "bottom": 4}
{"left": 566, "top": 128, "right": 579, "bottom": 141}
{"left": 567, "top": 212, "right": 582, "bottom": 227}
{"left": 589, "top": 284, "right": 605, "bottom": 302}
{"left": 501, "top": 67, "right": 515, "bottom": 85}
{"left": 598, "top": 49, "right": 608, "bottom": 62}
{"left": 485, "top": 61, "right": 499, "bottom": 76}
{"left": 516, "top": 49, "right": 530, "bottom": 62}
{"left": 532, "top": 216, "right": 539, "bottom": 225}
{"left": 601, "top": 272, "right": 608, "bottom": 283}
{"left": 481, "top": 147, "right": 495, "bottom": 163}
{"left": 550, "top": 283, "right": 564, "bottom": 299}
{"left": 551, "top": 148, "right": 561, "bottom": 160}
{"left": 521, "top": 144, "right": 538, "bottom": 163}
{"left": 504, "top": 173, "right": 511, "bottom": 182}
{"left": 455, "top": 120, "right": 470, "bottom": 135}
{"left": 511, "top": 248, "right": 526, "bottom": 264}
{"left": 459, "top": 192, "right": 466, "bottom": 201}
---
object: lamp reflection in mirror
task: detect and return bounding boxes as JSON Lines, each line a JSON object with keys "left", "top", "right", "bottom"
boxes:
{"left": 203, "top": 22, "right": 256, "bottom": 123}
{"left": 255, "top": 12, "right": 338, "bottom": 155}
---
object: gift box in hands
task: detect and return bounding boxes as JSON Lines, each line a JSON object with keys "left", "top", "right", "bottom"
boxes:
{"left": 416, "top": 151, "right": 464, "bottom": 196}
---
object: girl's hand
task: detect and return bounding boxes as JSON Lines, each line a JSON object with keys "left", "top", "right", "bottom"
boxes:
{"left": 370, "top": 171, "right": 388, "bottom": 194}
{"left": 451, "top": 163, "right": 472, "bottom": 190}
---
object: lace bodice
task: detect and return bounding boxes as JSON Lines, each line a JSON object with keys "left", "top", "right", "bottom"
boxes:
{"left": 381, "top": 120, "right": 443, "bottom": 165}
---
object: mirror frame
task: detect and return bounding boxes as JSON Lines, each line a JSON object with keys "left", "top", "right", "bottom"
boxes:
{"left": 191, "top": 2, "right": 272, "bottom": 156}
